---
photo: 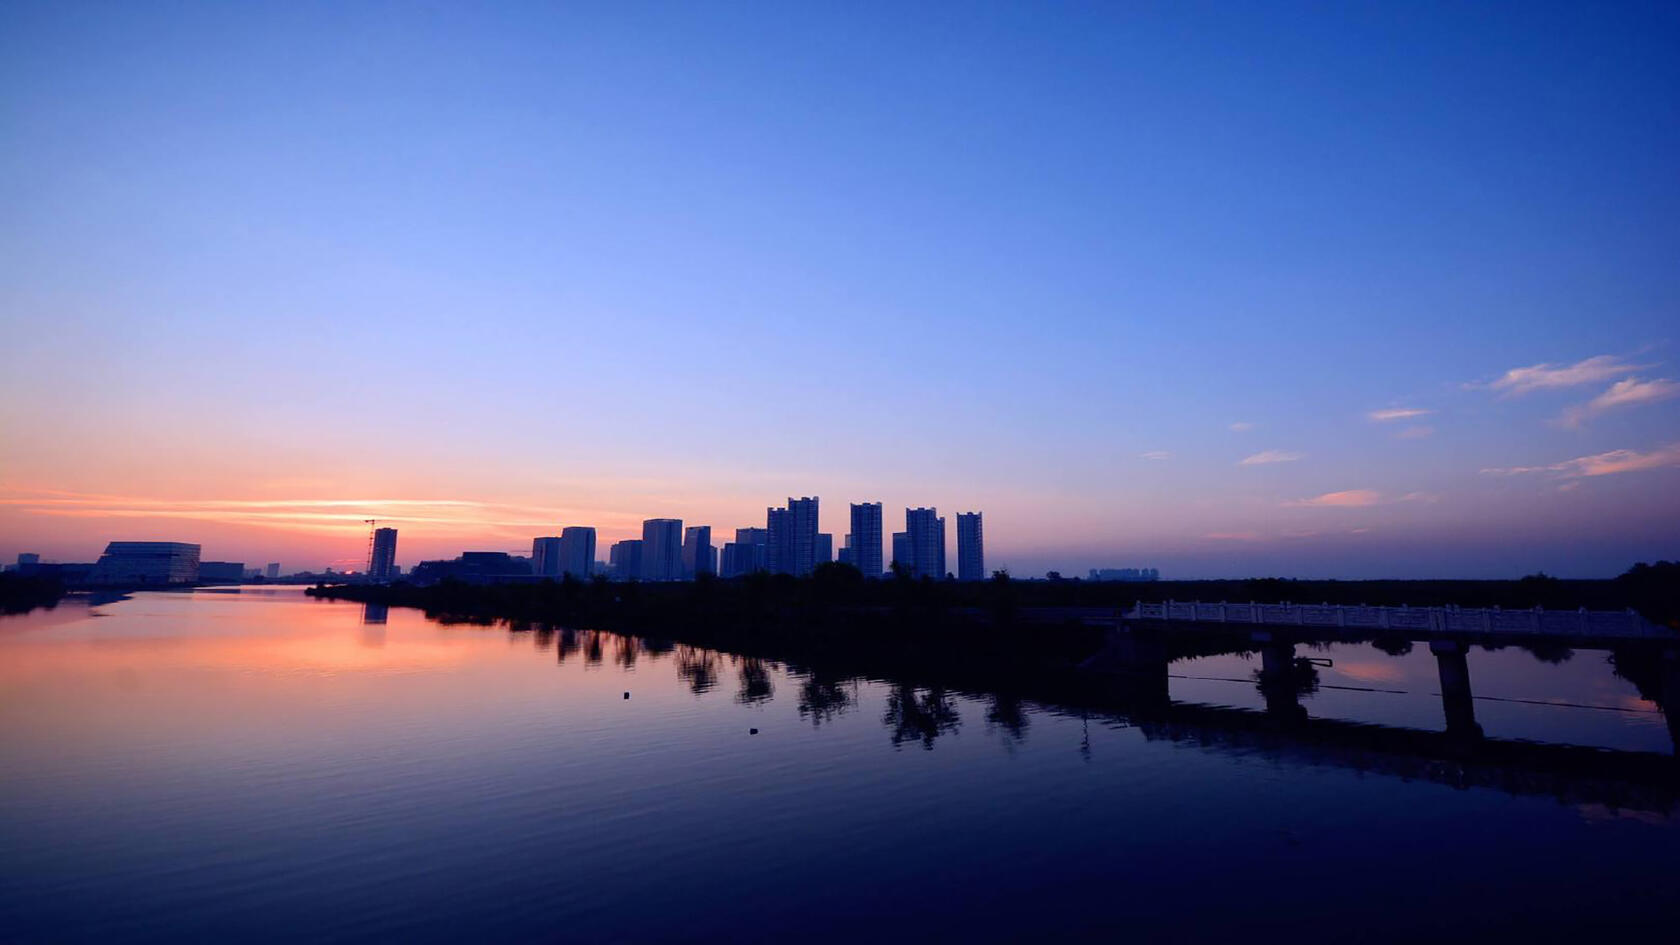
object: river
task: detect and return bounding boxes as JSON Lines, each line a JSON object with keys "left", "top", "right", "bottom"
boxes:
{"left": 1, "top": 586, "right": 1675, "bottom": 941}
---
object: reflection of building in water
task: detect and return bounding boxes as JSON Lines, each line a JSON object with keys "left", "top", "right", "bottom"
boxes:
{"left": 89, "top": 542, "right": 201, "bottom": 585}
{"left": 361, "top": 602, "right": 389, "bottom": 625}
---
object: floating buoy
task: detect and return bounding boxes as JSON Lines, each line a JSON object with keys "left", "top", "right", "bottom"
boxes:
{"left": 623, "top": 692, "right": 630, "bottom": 699}
{"left": 749, "top": 728, "right": 759, "bottom": 735}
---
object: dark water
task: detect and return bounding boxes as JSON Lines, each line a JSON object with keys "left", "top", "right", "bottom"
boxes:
{"left": 1, "top": 588, "right": 1675, "bottom": 942}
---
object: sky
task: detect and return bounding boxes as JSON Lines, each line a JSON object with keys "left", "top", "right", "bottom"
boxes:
{"left": 1, "top": 0, "right": 1677, "bottom": 579}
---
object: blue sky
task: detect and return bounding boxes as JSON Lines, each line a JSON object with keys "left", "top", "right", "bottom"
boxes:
{"left": 2, "top": 1, "right": 1677, "bottom": 577}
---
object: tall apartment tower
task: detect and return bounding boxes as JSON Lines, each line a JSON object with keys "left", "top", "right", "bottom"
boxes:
{"left": 641, "top": 519, "right": 684, "bottom": 581}
{"left": 559, "top": 526, "right": 597, "bottom": 579}
{"left": 956, "top": 512, "right": 984, "bottom": 581}
{"left": 609, "top": 539, "right": 643, "bottom": 580}
{"left": 905, "top": 508, "right": 944, "bottom": 579}
{"left": 369, "top": 528, "right": 398, "bottom": 582}
{"left": 531, "top": 536, "right": 563, "bottom": 577}
{"left": 765, "top": 497, "right": 820, "bottom": 575}
{"left": 265, "top": 562, "right": 280, "bottom": 580}
{"left": 815, "top": 533, "right": 833, "bottom": 566}
{"left": 891, "top": 532, "right": 911, "bottom": 572}
{"left": 682, "top": 526, "right": 715, "bottom": 578}
{"left": 848, "top": 502, "right": 883, "bottom": 577}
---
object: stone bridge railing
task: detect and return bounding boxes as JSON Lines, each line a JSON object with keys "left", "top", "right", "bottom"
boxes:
{"left": 1125, "top": 600, "right": 1670, "bottom": 640}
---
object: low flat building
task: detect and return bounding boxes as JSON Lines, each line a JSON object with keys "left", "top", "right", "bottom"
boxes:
{"left": 89, "top": 542, "right": 201, "bottom": 585}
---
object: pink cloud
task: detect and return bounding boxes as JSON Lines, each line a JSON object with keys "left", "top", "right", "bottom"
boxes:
{"left": 1239, "top": 449, "right": 1303, "bottom": 466}
{"left": 1292, "top": 489, "right": 1384, "bottom": 508}
{"left": 1480, "top": 442, "right": 1680, "bottom": 478}
{"left": 1483, "top": 354, "right": 1651, "bottom": 396}
{"left": 1557, "top": 377, "right": 1680, "bottom": 428}
{"left": 1367, "top": 407, "right": 1431, "bottom": 422}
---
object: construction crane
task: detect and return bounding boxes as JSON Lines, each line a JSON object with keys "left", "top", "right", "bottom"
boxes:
{"left": 365, "top": 519, "right": 378, "bottom": 575}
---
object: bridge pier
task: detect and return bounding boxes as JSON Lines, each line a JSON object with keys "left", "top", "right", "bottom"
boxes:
{"left": 1255, "top": 634, "right": 1307, "bottom": 723}
{"left": 1079, "top": 626, "right": 1170, "bottom": 706}
{"left": 1661, "top": 649, "right": 1680, "bottom": 756}
{"left": 1431, "top": 640, "right": 1482, "bottom": 740}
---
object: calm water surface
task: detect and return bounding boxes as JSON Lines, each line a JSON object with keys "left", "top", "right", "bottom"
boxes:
{"left": 2, "top": 588, "right": 1675, "bottom": 942}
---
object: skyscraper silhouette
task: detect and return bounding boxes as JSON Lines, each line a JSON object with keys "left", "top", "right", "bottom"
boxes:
{"left": 849, "top": 502, "right": 883, "bottom": 577}
{"left": 641, "top": 519, "right": 683, "bottom": 581}
{"left": 956, "top": 512, "right": 984, "bottom": 581}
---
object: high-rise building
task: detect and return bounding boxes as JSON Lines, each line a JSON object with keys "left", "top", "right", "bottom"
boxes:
{"left": 905, "top": 508, "right": 945, "bottom": 578}
{"left": 891, "top": 532, "right": 911, "bottom": 572}
{"left": 531, "top": 536, "right": 563, "bottom": 577}
{"left": 815, "top": 533, "right": 832, "bottom": 566}
{"left": 369, "top": 528, "right": 398, "bottom": 582}
{"left": 89, "top": 542, "right": 201, "bottom": 585}
{"left": 765, "top": 507, "right": 790, "bottom": 574}
{"left": 682, "top": 526, "right": 715, "bottom": 578}
{"left": 719, "top": 527, "right": 768, "bottom": 577}
{"left": 765, "top": 497, "right": 819, "bottom": 575}
{"left": 768, "top": 498, "right": 820, "bottom": 575}
{"left": 956, "top": 512, "right": 984, "bottom": 581}
{"left": 838, "top": 545, "right": 855, "bottom": 568}
{"left": 609, "top": 540, "right": 643, "bottom": 580}
{"left": 559, "top": 527, "right": 597, "bottom": 579}
{"left": 849, "top": 502, "right": 883, "bottom": 577}
{"left": 265, "top": 562, "right": 280, "bottom": 580}
{"left": 641, "top": 519, "right": 684, "bottom": 581}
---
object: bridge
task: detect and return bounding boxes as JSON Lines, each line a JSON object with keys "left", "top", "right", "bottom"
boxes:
{"left": 1125, "top": 599, "right": 1670, "bottom": 642}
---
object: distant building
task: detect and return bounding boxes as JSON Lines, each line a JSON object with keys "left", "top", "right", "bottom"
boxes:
{"left": 891, "top": 532, "right": 911, "bottom": 572}
{"left": 849, "top": 502, "right": 883, "bottom": 577}
{"left": 837, "top": 545, "right": 855, "bottom": 568}
{"left": 1088, "top": 568, "right": 1159, "bottom": 582}
{"left": 198, "top": 561, "right": 245, "bottom": 583}
{"left": 89, "top": 542, "right": 201, "bottom": 585}
{"left": 369, "top": 528, "right": 398, "bottom": 582}
{"left": 17, "top": 553, "right": 40, "bottom": 569}
{"left": 641, "top": 519, "right": 683, "bottom": 581}
{"left": 409, "top": 552, "right": 533, "bottom": 585}
{"left": 682, "top": 526, "right": 715, "bottom": 578}
{"left": 956, "top": 512, "right": 984, "bottom": 581}
{"left": 531, "top": 537, "right": 563, "bottom": 577}
{"left": 718, "top": 527, "right": 768, "bottom": 578}
{"left": 265, "top": 562, "right": 280, "bottom": 580}
{"left": 766, "top": 497, "right": 819, "bottom": 576}
{"left": 815, "top": 533, "right": 833, "bottom": 566}
{"left": 609, "top": 540, "right": 644, "bottom": 581}
{"left": 905, "top": 508, "right": 945, "bottom": 578}
{"left": 559, "top": 527, "right": 597, "bottom": 580}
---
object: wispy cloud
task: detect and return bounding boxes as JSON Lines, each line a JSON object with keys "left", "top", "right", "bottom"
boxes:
{"left": 1394, "top": 425, "right": 1434, "bottom": 440}
{"left": 1290, "top": 489, "right": 1383, "bottom": 508}
{"left": 1480, "top": 443, "right": 1680, "bottom": 479}
{"left": 1140, "top": 451, "right": 1171, "bottom": 461}
{"left": 1556, "top": 377, "right": 1680, "bottom": 429}
{"left": 1482, "top": 354, "right": 1651, "bottom": 396}
{"left": 1239, "top": 449, "right": 1302, "bottom": 466}
{"left": 0, "top": 490, "right": 622, "bottom": 537}
{"left": 1205, "top": 531, "right": 1261, "bottom": 541}
{"left": 1228, "top": 422, "right": 1256, "bottom": 432}
{"left": 1367, "top": 407, "right": 1431, "bottom": 422}
{"left": 1287, "top": 490, "right": 1431, "bottom": 509}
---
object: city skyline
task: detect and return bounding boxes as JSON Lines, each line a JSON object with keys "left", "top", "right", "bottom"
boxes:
{"left": 2, "top": 2, "right": 1677, "bottom": 579}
